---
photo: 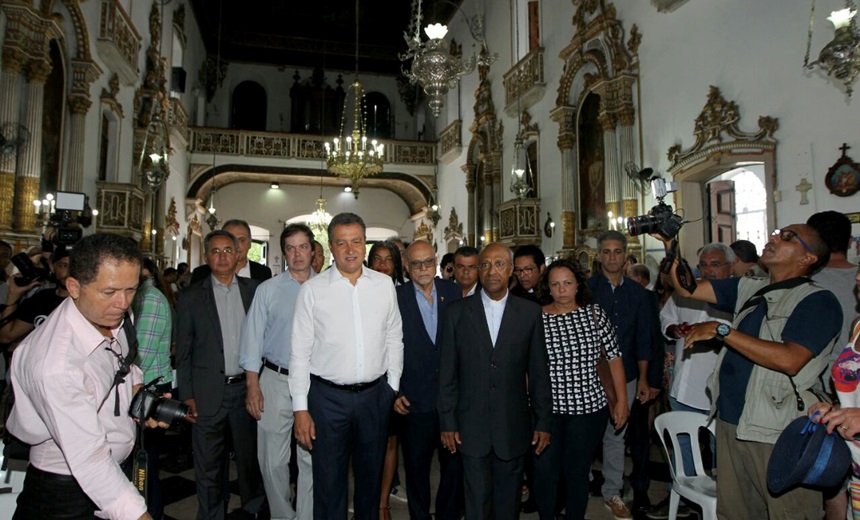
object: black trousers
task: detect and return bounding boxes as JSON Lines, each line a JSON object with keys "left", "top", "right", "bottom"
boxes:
{"left": 400, "top": 410, "right": 463, "bottom": 520}
{"left": 14, "top": 459, "right": 131, "bottom": 520}
{"left": 308, "top": 377, "right": 394, "bottom": 520}
{"left": 192, "top": 382, "right": 263, "bottom": 520}
{"left": 628, "top": 398, "right": 655, "bottom": 497}
{"left": 461, "top": 451, "right": 524, "bottom": 520}
{"left": 533, "top": 407, "right": 608, "bottom": 520}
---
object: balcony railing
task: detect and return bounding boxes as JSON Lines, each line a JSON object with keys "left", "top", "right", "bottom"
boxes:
{"left": 97, "top": 0, "right": 141, "bottom": 86}
{"left": 167, "top": 98, "right": 189, "bottom": 146}
{"left": 503, "top": 47, "right": 545, "bottom": 115}
{"left": 189, "top": 127, "right": 437, "bottom": 166}
{"left": 439, "top": 120, "right": 462, "bottom": 163}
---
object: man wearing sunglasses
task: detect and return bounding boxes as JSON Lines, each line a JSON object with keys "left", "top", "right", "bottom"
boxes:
{"left": 656, "top": 224, "right": 842, "bottom": 519}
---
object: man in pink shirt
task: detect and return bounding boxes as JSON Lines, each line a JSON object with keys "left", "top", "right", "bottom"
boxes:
{"left": 8, "top": 233, "right": 164, "bottom": 520}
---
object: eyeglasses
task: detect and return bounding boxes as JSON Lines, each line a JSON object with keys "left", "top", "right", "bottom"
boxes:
{"left": 696, "top": 262, "right": 730, "bottom": 270}
{"left": 371, "top": 255, "right": 395, "bottom": 265}
{"left": 479, "top": 260, "right": 510, "bottom": 272}
{"left": 408, "top": 258, "right": 436, "bottom": 269}
{"left": 207, "top": 247, "right": 234, "bottom": 256}
{"left": 513, "top": 265, "right": 538, "bottom": 276}
{"left": 772, "top": 229, "right": 813, "bottom": 254}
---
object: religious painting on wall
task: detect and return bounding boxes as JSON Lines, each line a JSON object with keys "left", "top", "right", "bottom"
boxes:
{"left": 578, "top": 92, "right": 606, "bottom": 229}
{"left": 825, "top": 144, "right": 860, "bottom": 198}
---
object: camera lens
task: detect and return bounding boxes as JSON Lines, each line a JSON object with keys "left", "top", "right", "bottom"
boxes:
{"left": 626, "top": 214, "right": 660, "bottom": 236}
{"left": 152, "top": 398, "right": 189, "bottom": 426}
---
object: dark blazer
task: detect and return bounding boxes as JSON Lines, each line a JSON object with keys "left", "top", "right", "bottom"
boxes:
{"left": 396, "top": 278, "right": 462, "bottom": 414}
{"left": 437, "top": 291, "right": 552, "bottom": 460}
{"left": 175, "top": 275, "right": 259, "bottom": 416}
{"left": 189, "top": 260, "right": 272, "bottom": 284}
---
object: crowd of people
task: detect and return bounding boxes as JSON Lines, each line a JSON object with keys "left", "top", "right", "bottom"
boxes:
{"left": 0, "top": 208, "right": 858, "bottom": 520}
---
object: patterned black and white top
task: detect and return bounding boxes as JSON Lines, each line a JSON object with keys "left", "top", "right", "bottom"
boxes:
{"left": 542, "top": 304, "right": 621, "bottom": 415}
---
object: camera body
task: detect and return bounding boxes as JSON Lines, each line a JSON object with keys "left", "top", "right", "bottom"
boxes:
{"left": 10, "top": 252, "right": 50, "bottom": 286}
{"left": 626, "top": 176, "right": 684, "bottom": 239}
{"left": 43, "top": 192, "right": 93, "bottom": 249}
{"left": 129, "top": 379, "right": 188, "bottom": 427}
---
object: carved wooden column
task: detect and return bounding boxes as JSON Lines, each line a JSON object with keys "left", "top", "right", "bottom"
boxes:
{"left": 66, "top": 60, "right": 102, "bottom": 193}
{"left": 66, "top": 96, "right": 92, "bottom": 193}
{"left": 554, "top": 107, "right": 577, "bottom": 250}
{"left": 618, "top": 106, "right": 638, "bottom": 220}
{"left": 15, "top": 59, "right": 52, "bottom": 232}
{"left": 485, "top": 150, "right": 502, "bottom": 242}
{"left": 0, "top": 48, "right": 25, "bottom": 230}
{"left": 598, "top": 111, "right": 620, "bottom": 221}
{"left": 462, "top": 163, "right": 476, "bottom": 246}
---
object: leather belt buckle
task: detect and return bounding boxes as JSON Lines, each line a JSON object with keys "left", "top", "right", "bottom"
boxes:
{"left": 263, "top": 359, "right": 289, "bottom": 375}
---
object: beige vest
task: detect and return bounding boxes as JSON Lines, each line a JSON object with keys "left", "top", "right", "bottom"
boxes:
{"left": 706, "top": 277, "right": 836, "bottom": 444}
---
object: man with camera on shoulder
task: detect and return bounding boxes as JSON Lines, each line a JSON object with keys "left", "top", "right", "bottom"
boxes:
{"left": 7, "top": 233, "right": 171, "bottom": 520}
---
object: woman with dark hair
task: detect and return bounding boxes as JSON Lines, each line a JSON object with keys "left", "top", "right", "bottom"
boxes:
{"left": 533, "top": 259, "right": 628, "bottom": 520}
{"left": 368, "top": 241, "right": 404, "bottom": 285}
{"left": 366, "top": 240, "right": 403, "bottom": 520}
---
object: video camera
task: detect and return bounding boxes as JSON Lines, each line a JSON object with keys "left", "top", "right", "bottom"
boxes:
{"left": 44, "top": 191, "right": 93, "bottom": 249}
{"left": 626, "top": 177, "right": 685, "bottom": 239}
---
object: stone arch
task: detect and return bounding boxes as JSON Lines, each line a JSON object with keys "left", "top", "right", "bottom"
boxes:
{"left": 59, "top": 0, "right": 91, "bottom": 61}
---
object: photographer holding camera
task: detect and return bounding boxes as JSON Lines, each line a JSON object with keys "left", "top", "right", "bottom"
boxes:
{"left": 7, "top": 233, "right": 170, "bottom": 520}
{"left": 0, "top": 247, "right": 70, "bottom": 345}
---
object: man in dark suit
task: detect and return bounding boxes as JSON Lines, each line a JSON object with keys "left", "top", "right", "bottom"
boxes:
{"left": 176, "top": 229, "right": 265, "bottom": 519}
{"left": 438, "top": 242, "right": 552, "bottom": 520}
{"left": 190, "top": 219, "right": 272, "bottom": 283}
{"left": 395, "top": 240, "right": 464, "bottom": 520}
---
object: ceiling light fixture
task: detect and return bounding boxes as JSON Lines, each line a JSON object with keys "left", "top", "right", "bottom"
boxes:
{"left": 804, "top": 0, "right": 860, "bottom": 96}
{"left": 400, "top": 0, "right": 497, "bottom": 117}
{"left": 325, "top": 0, "right": 384, "bottom": 199}
{"left": 509, "top": 8, "right": 532, "bottom": 199}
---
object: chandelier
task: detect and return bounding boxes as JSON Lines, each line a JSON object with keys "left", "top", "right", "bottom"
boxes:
{"left": 509, "top": 132, "right": 532, "bottom": 199}
{"left": 804, "top": 0, "right": 860, "bottom": 96}
{"left": 138, "top": 109, "right": 170, "bottom": 192}
{"left": 400, "top": 0, "right": 496, "bottom": 117}
{"left": 325, "top": 79, "right": 384, "bottom": 199}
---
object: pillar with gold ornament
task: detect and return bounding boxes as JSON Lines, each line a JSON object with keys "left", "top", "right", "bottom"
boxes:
{"left": 598, "top": 110, "right": 620, "bottom": 229}
{"left": 0, "top": 48, "right": 26, "bottom": 230}
{"left": 557, "top": 110, "right": 577, "bottom": 250}
{"left": 15, "top": 59, "right": 52, "bottom": 233}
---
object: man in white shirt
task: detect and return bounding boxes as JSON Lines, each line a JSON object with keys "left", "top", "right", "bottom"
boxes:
{"left": 288, "top": 212, "right": 403, "bottom": 520}
{"left": 240, "top": 223, "right": 316, "bottom": 520}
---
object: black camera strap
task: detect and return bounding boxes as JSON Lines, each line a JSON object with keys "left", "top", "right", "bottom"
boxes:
{"left": 100, "top": 314, "right": 138, "bottom": 417}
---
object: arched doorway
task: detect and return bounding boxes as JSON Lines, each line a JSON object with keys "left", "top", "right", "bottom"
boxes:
{"left": 231, "top": 81, "right": 267, "bottom": 131}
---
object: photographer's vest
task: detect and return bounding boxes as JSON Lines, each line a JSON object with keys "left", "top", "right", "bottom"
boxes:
{"left": 706, "top": 277, "right": 836, "bottom": 444}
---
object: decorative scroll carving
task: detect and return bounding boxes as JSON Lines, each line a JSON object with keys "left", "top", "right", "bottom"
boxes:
{"left": 413, "top": 220, "right": 433, "bottom": 243}
{"left": 667, "top": 86, "right": 779, "bottom": 168}
{"left": 199, "top": 54, "right": 228, "bottom": 103}
{"left": 62, "top": 0, "right": 93, "bottom": 61}
{"left": 165, "top": 197, "right": 180, "bottom": 236}
{"left": 444, "top": 207, "right": 464, "bottom": 242}
{"left": 101, "top": 73, "right": 123, "bottom": 117}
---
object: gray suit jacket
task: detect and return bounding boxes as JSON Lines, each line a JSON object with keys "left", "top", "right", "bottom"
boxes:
{"left": 175, "top": 275, "right": 259, "bottom": 416}
{"left": 437, "top": 291, "right": 552, "bottom": 459}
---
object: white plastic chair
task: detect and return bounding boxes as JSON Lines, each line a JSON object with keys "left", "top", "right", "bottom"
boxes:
{"left": 654, "top": 411, "right": 717, "bottom": 520}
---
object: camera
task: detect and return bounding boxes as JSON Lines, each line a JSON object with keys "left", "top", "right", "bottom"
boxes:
{"left": 10, "top": 252, "right": 50, "bottom": 286}
{"left": 129, "top": 378, "right": 189, "bottom": 427}
{"left": 43, "top": 192, "right": 94, "bottom": 249}
{"left": 626, "top": 177, "right": 685, "bottom": 239}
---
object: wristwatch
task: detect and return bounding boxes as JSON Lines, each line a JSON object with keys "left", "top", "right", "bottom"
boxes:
{"left": 715, "top": 323, "right": 731, "bottom": 343}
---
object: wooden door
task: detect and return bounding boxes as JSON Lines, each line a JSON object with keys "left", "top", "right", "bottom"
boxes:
{"left": 708, "top": 180, "right": 735, "bottom": 244}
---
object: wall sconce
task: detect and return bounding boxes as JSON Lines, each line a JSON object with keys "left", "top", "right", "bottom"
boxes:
{"left": 544, "top": 212, "right": 555, "bottom": 238}
{"left": 804, "top": 0, "right": 860, "bottom": 96}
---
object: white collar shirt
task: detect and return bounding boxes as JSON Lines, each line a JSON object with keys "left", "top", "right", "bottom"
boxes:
{"left": 480, "top": 288, "right": 509, "bottom": 347}
{"left": 288, "top": 264, "right": 403, "bottom": 411}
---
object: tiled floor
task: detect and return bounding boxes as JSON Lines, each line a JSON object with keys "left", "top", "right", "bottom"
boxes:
{"left": 158, "top": 428, "right": 696, "bottom": 520}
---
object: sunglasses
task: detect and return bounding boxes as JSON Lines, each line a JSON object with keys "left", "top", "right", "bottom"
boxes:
{"left": 771, "top": 229, "right": 813, "bottom": 254}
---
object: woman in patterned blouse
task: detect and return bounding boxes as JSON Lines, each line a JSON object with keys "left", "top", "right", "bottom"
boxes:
{"left": 533, "top": 259, "right": 629, "bottom": 520}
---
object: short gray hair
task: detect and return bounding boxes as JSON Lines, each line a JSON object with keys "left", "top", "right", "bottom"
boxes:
{"left": 699, "top": 242, "right": 735, "bottom": 264}
{"left": 597, "top": 230, "right": 627, "bottom": 250}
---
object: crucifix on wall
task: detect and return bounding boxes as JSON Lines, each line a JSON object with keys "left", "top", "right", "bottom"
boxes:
{"left": 795, "top": 178, "right": 812, "bottom": 205}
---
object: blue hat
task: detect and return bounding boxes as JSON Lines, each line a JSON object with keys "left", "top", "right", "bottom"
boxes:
{"left": 767, "top": 415, "right": 851, "bottom": 495}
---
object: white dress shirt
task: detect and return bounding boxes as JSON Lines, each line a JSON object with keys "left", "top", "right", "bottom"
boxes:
{"left": 289, "top": 265, "right": 403, "bottom": 411}
{"left": 480, "top": 288, "right": 509, "bottom": 347}
{"left": 8, "top": 297, "right": 146, "bottom": 520}
{"left": 660, "top": 293, "right": 732, "bottom": 411}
